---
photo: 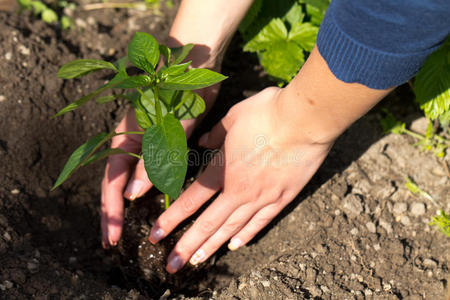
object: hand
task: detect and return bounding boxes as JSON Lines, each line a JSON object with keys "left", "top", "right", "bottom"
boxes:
{"left": 148, "top": 87, "right": 334, "bottom": 273}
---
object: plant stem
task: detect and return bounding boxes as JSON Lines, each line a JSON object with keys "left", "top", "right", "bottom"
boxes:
{"left": 153, "top": 85, "right": 163, "bottom": 125}
{"left": 115, "top": 131, "right": 144, "bottom": 136}
{"left": 164, "top": 193, "right": 170, "bottom": 209}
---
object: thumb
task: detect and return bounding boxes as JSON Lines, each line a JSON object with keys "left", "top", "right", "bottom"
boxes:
{"left": 199, "top": 109, "right": 235, "bottom": 149}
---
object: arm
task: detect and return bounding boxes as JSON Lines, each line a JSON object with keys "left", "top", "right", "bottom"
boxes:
{"left": 101, "top": 0, "right": 254, "bottom": 248}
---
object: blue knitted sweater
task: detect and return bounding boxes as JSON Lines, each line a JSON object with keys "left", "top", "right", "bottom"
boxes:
{"left": 316, "top": 0, "right": 450, "bottom": 89}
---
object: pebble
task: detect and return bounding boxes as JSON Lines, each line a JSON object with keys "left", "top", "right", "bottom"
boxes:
{"left": 0, "top": 284, "right": 5, "bottom": 291}
{"left": 27, "top": 259, "right": 39, "bottom": 273}
{"left": 261, "top": 280, "right": 270, "bottom": 288}
{"left": 366, "top": 222, "right": 376, "bottom": 233}
{"left": 423, "top": 258, "right": 437, "bottom": 269}
{"left": 393, "top": 202, "right": 407, "bottom": 215}
{"left": 75, "top": 18, "right": 87, "bottom": 28}
{"left": 11, "top": 189, "right": 20, "bottom": 195}
{"left": 334, "top": 209, "right": 341, "bottom": 216}
{"left": 400, "top": 215, "right": 411, "bottom": 226}
{"left": 350, "top": 228, "right": 359, "bottom": 235}
{"left": 69, "top": 257, "right": 77, "bottom": 264}
{"left": 410, "top": 202, "right": 426, "bottom": 216}
{"left": 379, "top": 219, "right": 393, "bottom": 234}
{"left": 3, "top": 232, "right": 11, "bottom": 241}
{"left": 309, "top": 285, "right": 322, "bottom": 297}
{"left": 383, "top": 283, "right": 392, "bottom": 291}
{"left": 5, "top": 52, "right": 12, "bottom": 60}
{"left": 373, "top": 244, "right": 381, "bottom": 251}
{"left": 364, "top": 288, "right": 373, "bottom": 296}
{"left": 342, "top": 194, "right": 363, "bottom": 217}
{"left": 18, "top": 45, "right": 30, "bottom": 56}
{"left": 0, "top": 95, "right": 5, "bottom": 103}
{"left": 4, "top": 281, "right": 13, "bottom": 289}
{"left": 410, "top": 117, "right": 428, "bottom": 134}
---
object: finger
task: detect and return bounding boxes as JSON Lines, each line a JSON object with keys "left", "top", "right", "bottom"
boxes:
{"left": 189, "top": 203, "right": 258, "bottom": 266}
{"left": 123, "top": 159, "right": 153, "bottom": 201}
{"left": 149, "top": 153, "right": 224, "bottom": 244}
{"left": 228, "top": 202, "right": 285, "bottom": 251}
{"left": 165, "top": 192, "right": 242, "bottom": 274}
{"left": 198, "top": 108, "right": 235, "bottom": 149}
{"left": 101, "top": 155, "right": 136, "bottom": 247}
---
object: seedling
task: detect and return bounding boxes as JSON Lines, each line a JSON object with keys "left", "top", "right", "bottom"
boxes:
{"left": 430, "top": 210, "right": 450, "bottom": 238}
{"left": 52, "top": 32, "right": 227, "bottom": 208}
{"left": 17, "top": 0, "right": 75, "bottom": 29}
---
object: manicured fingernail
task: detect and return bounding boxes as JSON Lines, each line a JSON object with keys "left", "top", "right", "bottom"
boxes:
{"left": 124, "top": 180, "right": 144, "bottom": 200}
{"left": 228, "top": 238, "right": 242, "bottom": 251}
{"left": 199, "top": 133, "right": 209, "bottom": 146}
{"left": 150, "top": 228, "right": 165, "bottom": 244}
{"left": 168, "top": 255, "right": 183, "bottom": 272}
{"left": 189, "top": 249, "right": 205, "bottom": 265}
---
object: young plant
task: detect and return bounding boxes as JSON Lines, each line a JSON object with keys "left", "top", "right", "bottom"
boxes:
{"left": 430, "top": 210, "right": 450, "bottom": 238}
{"left": 17, "top": 0, "right": 75, "bottom": 29}
{"left": 51, "top": 32, "right": 227, "bottom": 207}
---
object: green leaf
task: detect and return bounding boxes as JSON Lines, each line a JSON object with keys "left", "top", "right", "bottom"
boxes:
{"left": 54, "top": 71, "right": 127, "bottom": 117}
{"left": 260, "top": 42, "right": 304, "bottom": 82}
{"left": 379, "top": 111, "right": 405, "bottom": 134}
{"left": 414, "top": 43, "right": 450, "bottom": 120}
{"left": 243, "top": 18, "right": 288, "bottom": 52}
{"left": 115, "top": 75, "right": 151, "bottom": 89}
{"left": 58, "top": 59, "right": 118, "bottom": 79}
{"left": 170, "top": 44, "right": 194, "bottom": 65}
{"left": 17, "top": 0, "right": 32, "bottom": 9}
{"left": 113, "top": 57, "right": 128, "bottom": 73}
{"left": 306, "top": 4, "right": 325, "bottom": 26}
{"left": 302, "top": 0, "right": 330, "bottom": 12}
{"left": 173, "top": 90, "right": 206, "bottom": 120}
{"left": 239, "top": 0, "right": 262, "bottom": 34}
{"left": 31, "top": 1, "right": 47, "bottom": 14}
{"left": 159, "top": 68, "right": 227, "bottom": 90}
{"left": 142, "top": 114, "right": 188, "bottom": 198}
{"left": 61, "top": 15, "right": 73, "bottom": 30}
{"left": 289, "top": 22, "right": 318, "bottom": 52}
{"left": 135, "top": 106, "right": 153, "bottom": 129}
{"left": 128, "top": 32, "right": 159, "bottom": 73}
{"left": 160, "top": 61, "right": 191, "bottom": 77}
{"left": 52, "top": 132, "right": 115, "bottom": 189}
{"left": 159, "top": 45, "right": 171, "bottom": 65}
{"left": 283, "top": 2, "right": 304, "bottom": 27}
{"left": 430, "top": 210, "right": 450, "bottom": 237}
{"left": 42, "top": 8, "right": 58, "bottom": 23}
{"left": 81, "top": 148, "right": 130, "bottom": 166}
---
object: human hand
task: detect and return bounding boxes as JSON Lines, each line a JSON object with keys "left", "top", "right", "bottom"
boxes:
{"left": 147, "top": 87, "right": 334, "bottom": 273}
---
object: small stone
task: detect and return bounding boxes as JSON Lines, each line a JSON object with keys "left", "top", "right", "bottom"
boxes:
{"left": 306, "top": 268, "right": 317, "bottom": 283}
{"left": 69, "top": 257, "right": 77, "bottom": 264}
{"left": 410, "top": 117, "right": 429, "bottom": 135}
{"left": 27, "top": 260, "right": 39, "bottom": 273}
{"left": 3, "top": 232, "right": 11, "bottom": 241}
{"left": 0, "top": 284, "right": 5, "bottom": 291}
{"left": 342, "top": 194, "right": 363, "bottom": 217}
{"left": 364, "top": 288, "right": 373, "bottom": 296}
{"left": 4, "top": 280, "right": 13, "bottom": 289}
{"left": 373, "top": 244, "right": 381, "bottom": 251}
{"left": 400, "top": 215, "right": 411, "bottom": 226}
{"left": 379, "top": 219, "right": 393, "bottom": 234}
{"left": 393, "top": 202, "right": 407, "bottom": 215}
{"left": 11, "top": 189, "right": 20, "bottom": 195}
{"left": 366, "top": 222, "right": 376, "bottom": 233}
{"left": 75, "top": 18, "right": 87, "bottom": 28}
{"left": 383, "top": 283, "right": 392, "bottom": 291}
{"left": 334, "top": 209, "right": 341, "bottom": 216}
{"left": 309, "top": 285, "right": 322, "bottom": 297}
{"left": 423, "top": 258, "right": 437, "bottom": 269}
{"left": 0, "top": 95, "right": 5, "bottom": 103}
{"left": 18, "top": 45, "right": 30, "bottom": 56}
{"left": 5, "top": 52, "right": 12, "bottom": 60}
{"left": 238, "top": 282, "right": 247, "bottom": 290}
{"left": 410, "top": 202, "right": 426, "bottom": 217}
{"left": 261, "top": 280, "right": 270, "bottom": 288}
{"left": 350, "top": 228, "right": 359, "bottom": 235}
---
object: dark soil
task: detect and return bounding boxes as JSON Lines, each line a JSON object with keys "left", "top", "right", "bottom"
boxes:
{"left": 0, "top": 2, "right": 449, "bottom": 299}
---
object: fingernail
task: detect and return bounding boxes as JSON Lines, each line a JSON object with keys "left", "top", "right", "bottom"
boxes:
{"left": 150, "top": 228, "right": 165, "bottom": 244}
{"left": 189, "top": 249, "right": 205, "bottom": 265}
{"left": 109, "top": 237, "right": 117, "bottom": 247}
{"left": 168, "top": 255, "right": 183, "bottom": 272}
{"left": 228, "top": 238, "right": 242, "bottom": 251}
{"left": 199, "top": 133, "right": 209, "bottom": 146}
{"left": 124, "top": 180, "right": 144, "bottom": 200}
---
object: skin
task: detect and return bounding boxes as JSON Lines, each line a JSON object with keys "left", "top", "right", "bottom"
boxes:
{"left": 101, "top": 0, "right": 394, "bottom": 273}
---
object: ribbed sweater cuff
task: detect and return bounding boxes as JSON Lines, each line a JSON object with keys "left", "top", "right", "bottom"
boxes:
{"left": 316, "top": 9, "right": 437, "bottom": 90}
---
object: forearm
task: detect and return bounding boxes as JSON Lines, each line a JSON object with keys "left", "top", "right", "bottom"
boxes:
{"left": 275, "top": 46, "right": 394, "bottom": 145}
{"left": 167, "top": 0, "right": 254, "bottom": 69}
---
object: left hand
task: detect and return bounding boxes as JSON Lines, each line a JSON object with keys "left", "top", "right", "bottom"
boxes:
{"left": 148, "top": 87, "right": 334, "bottom": 273}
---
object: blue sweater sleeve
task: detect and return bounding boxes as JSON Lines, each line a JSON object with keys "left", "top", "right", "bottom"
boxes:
{"left": 316, "top": 0, "right": 450, "bottom": 89}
